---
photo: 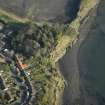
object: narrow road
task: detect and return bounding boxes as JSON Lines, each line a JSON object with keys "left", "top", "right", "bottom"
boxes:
{"left": 14, "top": 56, "right": 32, "bottom": 105}
{"left": 0, "top": 21, "right": 32, "bottom": 104}
{"left": 0, "top": 49, "right": 32, "bottom": 105}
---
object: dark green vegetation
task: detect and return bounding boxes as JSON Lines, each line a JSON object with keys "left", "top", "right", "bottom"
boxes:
{"left": 8, "top": 24, "right": 58, "bottom": 57}
{"left": 0, "top": 12, "right": 61, "bottom": 57}
{"left": 0, "top": 0, "right": 102, "bottom": 105}
{"left": 0, "top": 13, "right": 66, "bottom": 105}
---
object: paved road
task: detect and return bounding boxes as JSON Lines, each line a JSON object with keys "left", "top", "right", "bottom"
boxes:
{"left": 14, "top": 56, "right": 32, "bottom": 105}
{"left": 0, "top": 46, "right": 32, "bottom": 105}
{"left": 7, "top": 54, "right": 32, "bottom": 105}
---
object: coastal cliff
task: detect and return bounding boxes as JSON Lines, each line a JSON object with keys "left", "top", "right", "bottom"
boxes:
{"left": 0, "top": 0, "right": 103, "bottom": 105}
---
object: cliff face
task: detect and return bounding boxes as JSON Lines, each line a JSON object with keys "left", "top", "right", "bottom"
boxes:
{"left": 59, "top": 0, "right": 105, "bottom": 105}
{"left": 79, "top": 0, "right": 105, "bottom": 104}
{"left": 0, "top": 0, "right": 80, "bottom": 23}
{"left": 0, "top": 1, "right": 81, "bottom": 105}
{"left": 1, "top": 0, "right": 104, "bottom": 105}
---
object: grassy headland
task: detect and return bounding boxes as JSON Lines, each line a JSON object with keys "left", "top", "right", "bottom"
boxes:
{"left": 0, "top": 0, "right": 99, "bottom": 105}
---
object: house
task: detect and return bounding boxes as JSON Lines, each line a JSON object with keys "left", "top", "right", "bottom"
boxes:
{"left": 0, "top": 22, "right": 4, "bottom": 30}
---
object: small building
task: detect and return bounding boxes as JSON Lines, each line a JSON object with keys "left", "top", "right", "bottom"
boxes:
{"left": 0, "top": 33, "right": 6, "bottom": 39}
{"left": 0, "top": 22, "right": 4, "bottom": 31}
{"left": 0, "top": 41, "right": 5, "bottom": 51}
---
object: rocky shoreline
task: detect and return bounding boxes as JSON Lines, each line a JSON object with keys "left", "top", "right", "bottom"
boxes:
{"left": 59, "top": 0, "right": 105, "bottom": 105}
